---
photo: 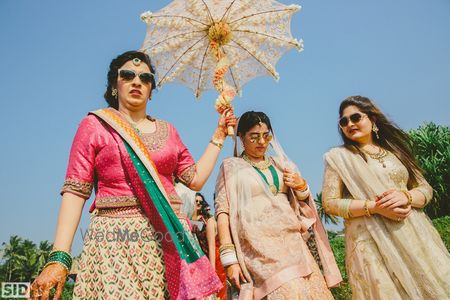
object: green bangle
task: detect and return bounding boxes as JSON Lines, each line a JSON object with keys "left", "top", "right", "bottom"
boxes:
{"left": 47, "top": 250, "right": 72, "bottom": 271}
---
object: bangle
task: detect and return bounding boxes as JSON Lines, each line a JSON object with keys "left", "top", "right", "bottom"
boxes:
{"left": 294, "top": 179, "right": 308, "bottom": 192}
{"left": 364, "top": 200, "right": 371, "bottom": 217}
{"left": 401, "top": 190, "right": 413, "bottom": 205}
{"left": 219, "top": 243, "right": 235, "bottom": 253}
{"left": 220, "top": 251, "right": 238, "bottom": 267}
{"left": 210, "top": 139, "right": 223, "bottom": 149}
{"left": 47, "top": 250, "right": 72, "bottom": 272}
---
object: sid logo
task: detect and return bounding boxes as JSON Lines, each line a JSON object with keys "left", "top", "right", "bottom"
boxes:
{"left": 1, "top": 282, "right": 30, "bottom": 298}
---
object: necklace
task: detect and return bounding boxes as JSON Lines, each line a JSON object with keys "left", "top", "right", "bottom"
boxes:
{"left": 360, "top": 146, "right": 388, "bottom": 168}
{"left": 242, "top": 153, "right": 271, "bottom": 170}
{"left": 242, "top": 154, "right": 279, "bottom": 195}
{"left": 123, "top": 115, "right": 148, "bottom": 133}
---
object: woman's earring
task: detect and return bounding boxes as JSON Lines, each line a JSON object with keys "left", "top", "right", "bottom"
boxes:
{"left": 111, "top": 88, "right": 118, "bottom": 99}
{"left": 372, "top": 123, "right": 380, "bottom": 139}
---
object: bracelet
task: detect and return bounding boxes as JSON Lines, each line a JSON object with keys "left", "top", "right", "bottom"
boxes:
{"left": 210, "top": 139, "right": 224, "bottom": 149}
{"left": 401, "top": 190, "right": 413, "bottom": 205}
{"left": 219, "top": 243, "right": 235, "bottom": 253}
{"left": 220, "top": 251, "right": 238, "bottom": 267}
{"left": 364, "top": 200, "right": 371, "bottom": 217}
{"left": 47, "top": 250, "right": 72, "bottom": 272}
{"left": 294, "top": 179, "right": 308, "bottom": 192}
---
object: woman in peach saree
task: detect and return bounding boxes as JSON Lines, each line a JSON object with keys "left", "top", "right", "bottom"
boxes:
{"left": 215, "top": 111, "right": 342, "bottom": 300}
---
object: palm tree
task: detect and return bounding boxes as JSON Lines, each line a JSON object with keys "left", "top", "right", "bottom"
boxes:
{"left": 314, "top": 192, "right": 339, "bottom": 225}
{"left": 1, "top": 235, "right": 23, "bottom": 281}
{"left": 35, "top": 241, "right": 52, "bottom": 278}
{"left": 1, "top": 236, "right": 53, "bottom": 282}
{"left": 18, "top": 239, "right": 37, "bottom": 282}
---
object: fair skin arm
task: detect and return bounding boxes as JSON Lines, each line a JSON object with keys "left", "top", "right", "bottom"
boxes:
{"left": 30, "top": 193, "right": 85, "bottom": 300}
{"left": 205, "top": 217, "right": 217, "bottom": 269}
{"left": 188, "top": 110, "right": 236, "bottom": 191}
{"left": 217, "top": 213, "right": 245, "bottom": 289}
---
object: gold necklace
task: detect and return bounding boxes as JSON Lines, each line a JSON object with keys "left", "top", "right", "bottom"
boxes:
{"left": 242, "top": 153, "right": 271, "bottom": 170}
{"left": 360, "top": 146, "right": 388, "bottom": 168}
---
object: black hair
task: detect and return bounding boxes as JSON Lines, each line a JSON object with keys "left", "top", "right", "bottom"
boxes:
{"left": 195, "top": 192, "right": 212, "bottom": 219}
{"left": 237, "top": 111, "right": 273, "bottom": 136}
{"left": 339, "top": 95, "right": 422, "bottom": 187}
{"left": 104, "top": 50, "right": 156, "bottom": 109}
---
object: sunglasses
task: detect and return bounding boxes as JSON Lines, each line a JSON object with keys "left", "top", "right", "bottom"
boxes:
{"left": 248, "top": 132, "right": 273, "bottom": 143}
{"left": 118, "top": 69, "right": 154, "bottom": 84}
{"left": 339, "top": 112, "right": 367, "bottom": 128}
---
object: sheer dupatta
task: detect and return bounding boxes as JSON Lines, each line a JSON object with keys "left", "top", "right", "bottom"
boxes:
{"left": 220, "top": 129, "right": 341, "bottom": 299}
{"left": 90, "top": 108, "right": 221, "bottom": 300}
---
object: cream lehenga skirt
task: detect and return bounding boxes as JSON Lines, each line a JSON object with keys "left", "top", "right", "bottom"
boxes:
{"left": 73, "top": 206, "right": 168, "bottom": 299}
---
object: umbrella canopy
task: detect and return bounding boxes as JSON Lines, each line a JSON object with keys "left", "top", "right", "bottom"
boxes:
{"left": 140, "top": 0, "right": 303, "bottom": 99}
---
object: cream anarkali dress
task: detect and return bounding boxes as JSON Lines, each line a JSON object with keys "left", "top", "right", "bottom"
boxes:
{"left": 323, "top": 147, "right": 450, "bottom": 300}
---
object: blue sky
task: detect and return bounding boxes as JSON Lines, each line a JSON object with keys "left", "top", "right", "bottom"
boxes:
{"left": 1, "top": 0, "right": 449, "bottom": 255}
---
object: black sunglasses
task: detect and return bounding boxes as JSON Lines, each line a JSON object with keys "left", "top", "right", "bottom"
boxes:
{"left": 118, "top": 69, "right": 154, "bottom": 84}
{"left": 339, "top": 112, "right": 367, "bottom": 127}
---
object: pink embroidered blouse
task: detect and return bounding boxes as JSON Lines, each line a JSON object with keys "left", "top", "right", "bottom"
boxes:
{"left": 61, "top": 115, "right": 196, "bottom": 215}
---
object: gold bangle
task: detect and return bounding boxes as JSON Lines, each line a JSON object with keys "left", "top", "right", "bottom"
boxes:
{"left": 401, "top": 190, "right": 412, "bottom": 205}
{"left": 210, "top": 139, "right": 223, "bottom": 149}
{"left": 364, "top": 200, "right": 371, "bottom": 217}
{"left": 219, "top": 243, "right": 235, "bottom": 251}
{"left": 294, "top": 179, "right": 308, "bottom": 192}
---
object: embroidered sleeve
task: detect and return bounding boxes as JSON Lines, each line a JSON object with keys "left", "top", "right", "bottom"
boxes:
{"left": 177, "top": 164, "right": 196, "bottom": 186}
{"left": 294, "top": 184, "right": 310, "bottom": 200}
{"left": 171, "top": 124, "right": 196, "bottom": 185}
{"left": 60, "top": 116, "right": 97, "bottom": 199}
{"left": 411, "top": 174, "right": 433, "bottom": 205}
{"left": 322, "top": 162, "right": 353, "bottom": 219}
{"left": 214, "top": 163, "right": 229, "bottom": 217}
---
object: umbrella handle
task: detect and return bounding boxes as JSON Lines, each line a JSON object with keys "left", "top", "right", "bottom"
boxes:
{"left": 223, "top": 109, "right": 234, "bottom": 136}
{"left": 227, "top": 125, "right": 234, "bottom": 136}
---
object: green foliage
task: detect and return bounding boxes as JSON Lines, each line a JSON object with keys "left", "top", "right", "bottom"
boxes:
{"left": 408, "top": 122, "right": 450, "bottom": 218}
{"left": 0, "top": 235, "right": 52, "bottom": 282}
{"left": 329, "top": 236, "right": 352, "bottom": 300}
{"left": 432, "top": 216, "right": 450, "bottom": 252}
{"left": 314, "top": 192, "right": 339, "bottom": 225}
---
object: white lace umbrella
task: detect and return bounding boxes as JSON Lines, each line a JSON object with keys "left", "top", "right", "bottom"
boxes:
{"left": 140, "top": 0, "right": 302, "bottom": 129}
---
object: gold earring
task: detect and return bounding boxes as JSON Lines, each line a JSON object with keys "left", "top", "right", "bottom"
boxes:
{"left": 111, "top": 88, "right": 118, "bottom": 99}
{"left": 372, "top": 123, "right": 380, "bottom": 139}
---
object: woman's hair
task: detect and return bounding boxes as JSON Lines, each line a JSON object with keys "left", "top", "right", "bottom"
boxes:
{"left": 104, "top": 50, "right": 156, "bottom": 109}
{"left": 195, "top": 192, "right": 212, "bottom": 219}
{"left": 237, "top": 111, "right": 273, "bottom": 136}
{"left": 339, "top": 95, "right": 422, "bottom": 186}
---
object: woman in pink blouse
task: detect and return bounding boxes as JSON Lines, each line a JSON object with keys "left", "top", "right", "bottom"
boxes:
{"left": 30, "top": 50, "right": 235, "bottom": 300}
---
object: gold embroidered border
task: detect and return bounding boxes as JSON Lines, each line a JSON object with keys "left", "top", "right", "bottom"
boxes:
{"left": 177, "top": 164, "right": 196, "bottom": 186}
{"left": 96, "top": 206, "right": 145, "bottom": 218}
{"left": 61, "top": 179, "right": 93, "bottom": 198}
{"left": 141, "top": 120, "right": 169, "bottom": 152}
{"left": 96, "top": 195, "right": 140, "bottom": 208}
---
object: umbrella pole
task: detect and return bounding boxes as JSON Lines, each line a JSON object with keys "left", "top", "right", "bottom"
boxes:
{"left": 212, "top": 44, "right": 236, "bottom": 136}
